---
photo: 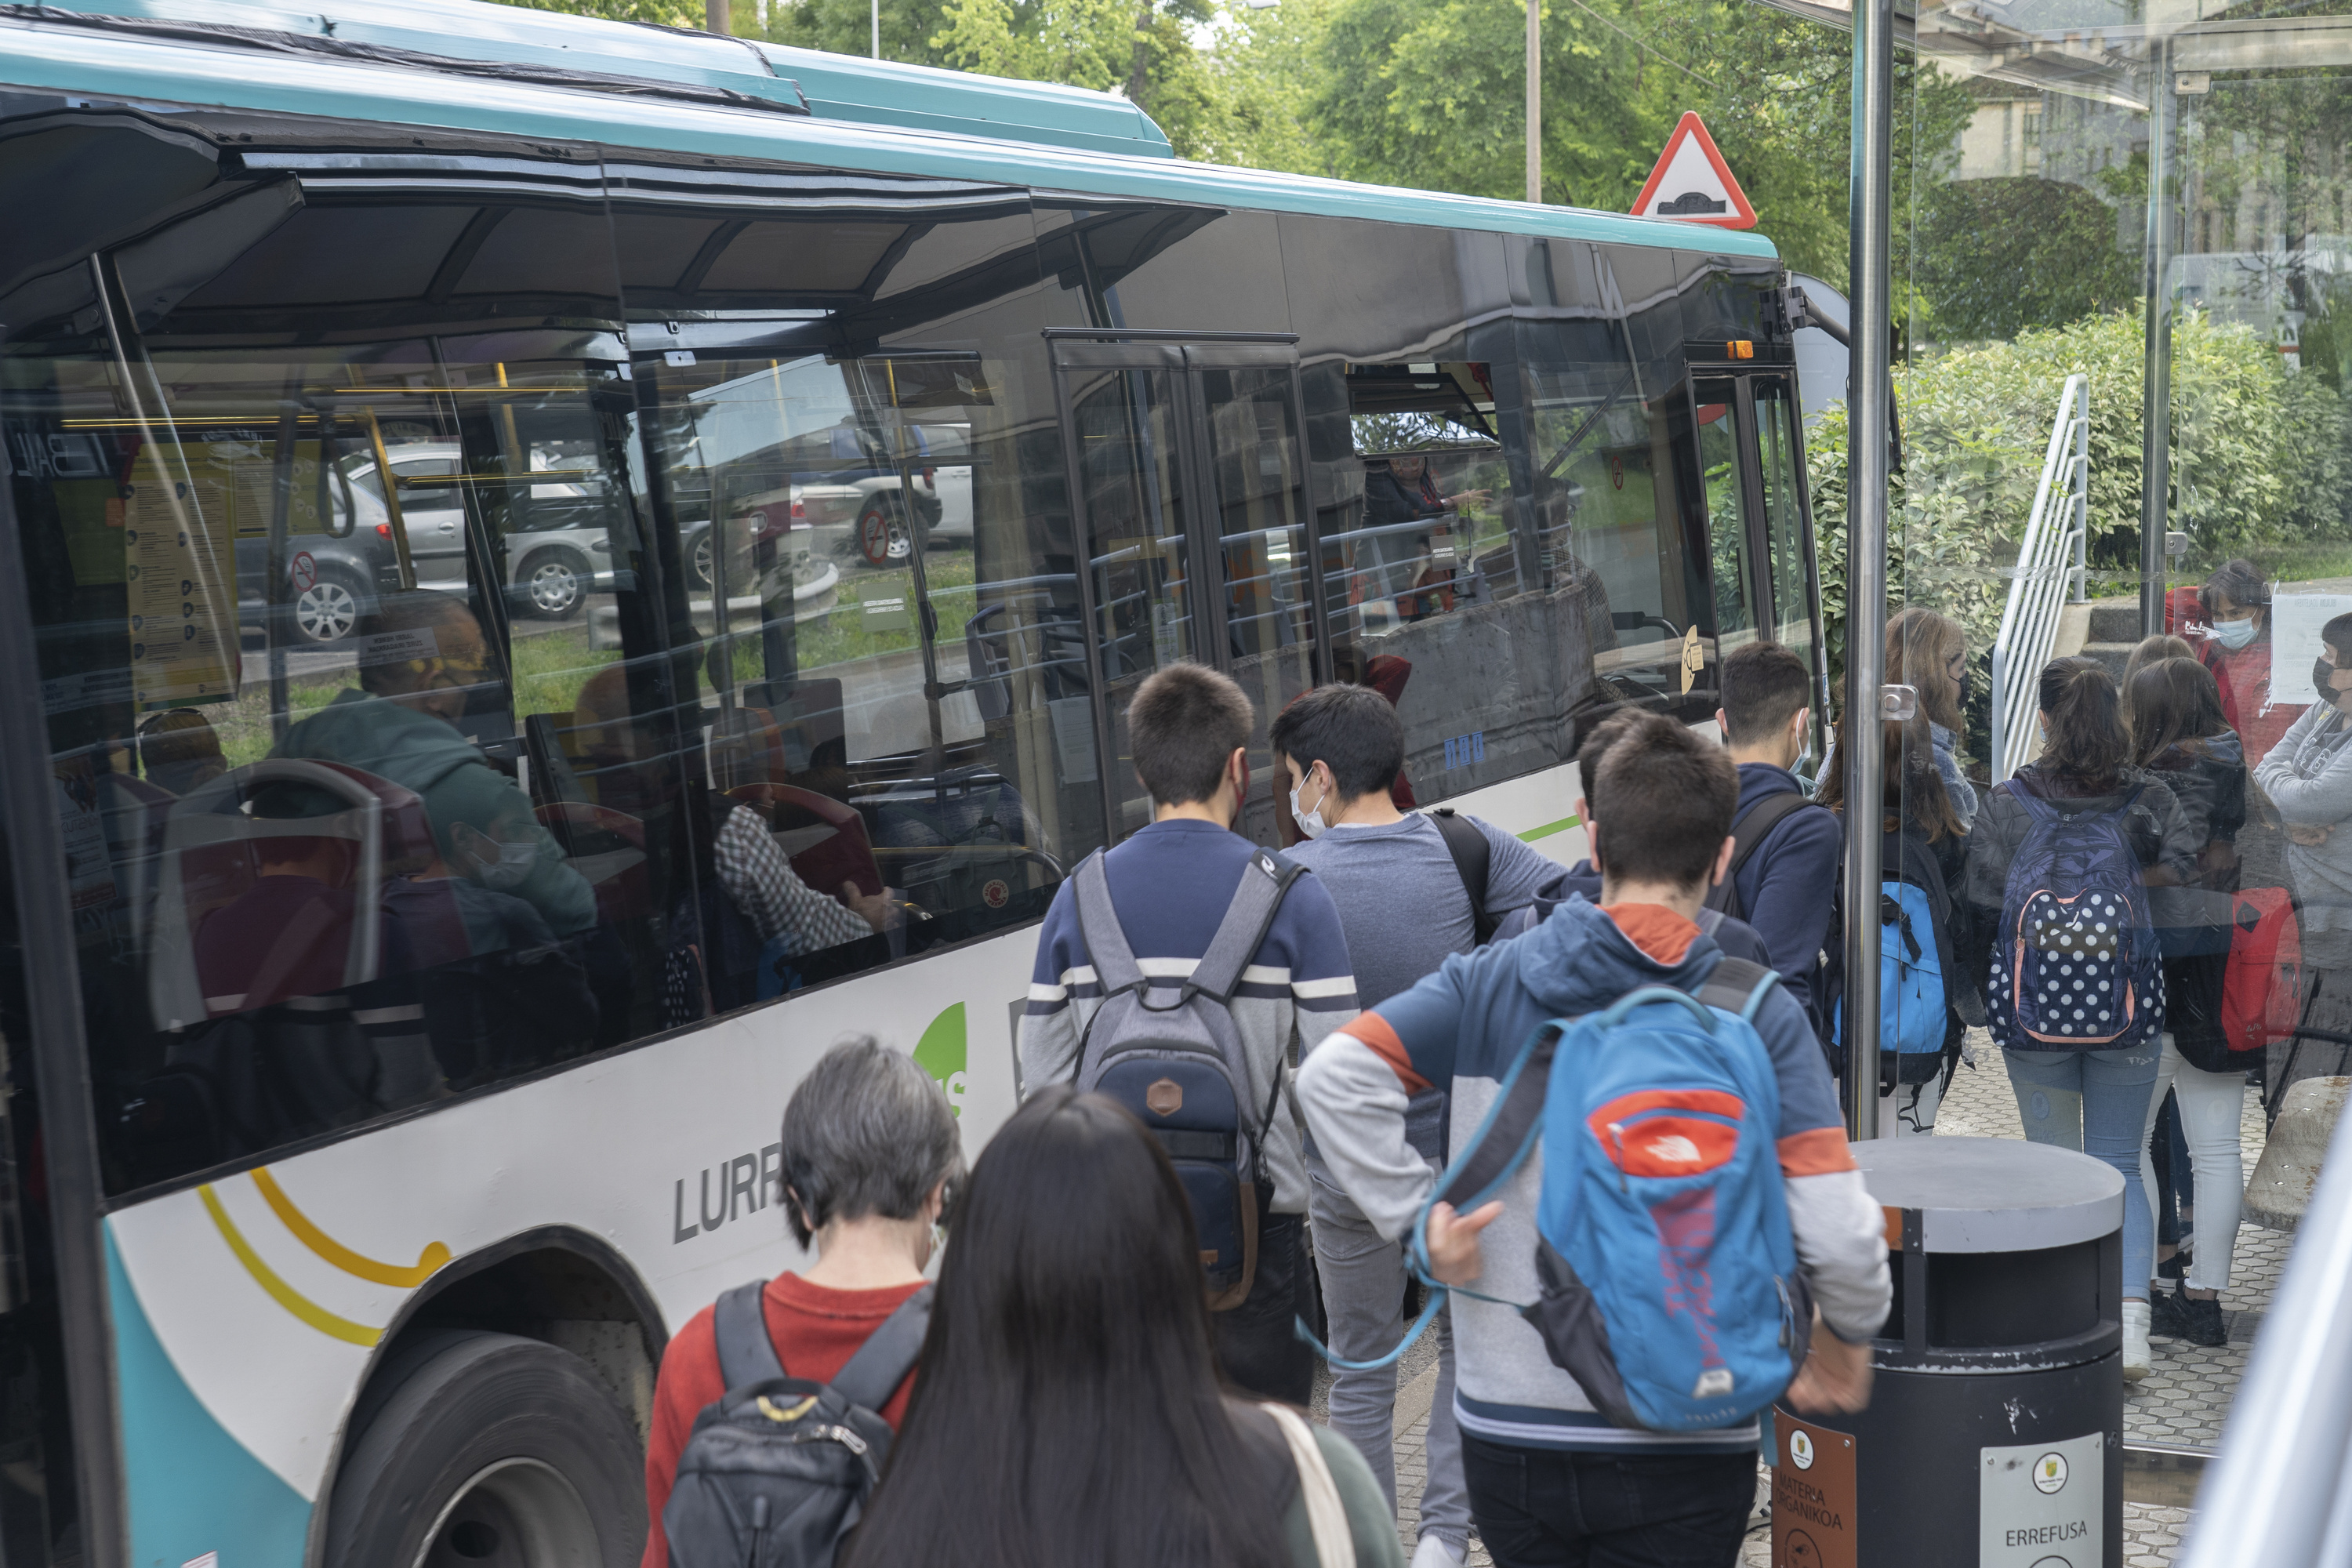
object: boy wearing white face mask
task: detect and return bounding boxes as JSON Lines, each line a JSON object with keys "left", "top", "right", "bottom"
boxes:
{"left": 1269, "top": 683, "right": 1565, "bottom": 1568}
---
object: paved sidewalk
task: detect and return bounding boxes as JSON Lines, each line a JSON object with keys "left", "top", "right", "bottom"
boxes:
{"left": 1327, "top": 1034, "right": 2275, "bottom": 1566}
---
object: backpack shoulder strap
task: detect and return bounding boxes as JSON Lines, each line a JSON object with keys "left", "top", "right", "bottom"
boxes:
{"left": 1262, "top": 1403, "right": 1352, "bottom": 1568}
{"left": 1072, "top": 851, "right": 1145, "bottom": 996}
{"left": 1189, "top": 849, "right": 1304, "bottom": 1004}
{"left": 1693, "top": 956, "right": 1780, "bottom": 1024}
{"left": 1693, "top": 906, "right": 1726, "bottom": 936}
{"left": 1701, "top": 791, "right": 1817, "bottom": 915}
{"left": 829, "top": 1284, "right": 934, "bottom": 1414}
{"left": 1431, "top": 1021, "right": 1559, "bottom": 1214}
{"left": 1428, "top": 808, "right": 1498, "bottom": 946}
{"left": 712, "top": 1279, "right": 787, "bottom": 1391}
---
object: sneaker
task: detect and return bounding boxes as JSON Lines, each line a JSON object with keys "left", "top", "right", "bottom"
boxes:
{"left": 2122, "top": 1298, "right": 2153, "bottom": 1381}
{"left": 1410, "top": 1534, "right": 1467, "bottom": 1568}
{"left": 2149, "top": 1287, "right": 2189, "bottom": 1340}
{"left": 2174, "top": 1292, "right": 2227, "bottom": 1348}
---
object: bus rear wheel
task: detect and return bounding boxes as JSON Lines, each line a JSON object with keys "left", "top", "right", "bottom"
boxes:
{"left": 327, "top": 1331, "right": 644, "bottom": 1568}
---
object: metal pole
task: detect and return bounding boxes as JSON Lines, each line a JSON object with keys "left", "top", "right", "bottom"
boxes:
{"left": 2139, "top": 42, "right": 2173, "bottom": 637}
{"left": 1526, "top": 0, "right": 1541, "bottom": 204}
{"left": 1842, "top": 0, "right": 1893, "bottom": 1140}
{"left": 706, "top": 0, "right": 729, "bottom": 33}
{"left": 873, "top": 0, "right": 880, "bottom": 58}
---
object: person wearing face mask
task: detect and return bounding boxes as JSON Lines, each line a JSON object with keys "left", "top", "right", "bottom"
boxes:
{"left": 2252, "top": 611, "right": 2352, "bottom": 1102}
{"left": 1265, "top": 683, "right": 1564, "bottom": 1568}
{"left": 1020, "top": 662, "right": 1359, "bottom": 1406}
{"left": 1713, "top": 641, "right": 1844, "bottom": 1027}
{"left": 2198, "top": 559, "right": 2306, "bottom": 766}
{"left": 276, "top": 591, "right": 596, "bottom": 939}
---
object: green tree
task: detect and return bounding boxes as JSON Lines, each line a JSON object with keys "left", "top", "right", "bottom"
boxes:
{"left": 1307, "top": 0, "right": 1633, "bottom": 203}
{"left": 754, "top": 0, "right": 958, "bottom": 67}
{"left": 1914, "top": 177, "right": 2139, "bottom": 341}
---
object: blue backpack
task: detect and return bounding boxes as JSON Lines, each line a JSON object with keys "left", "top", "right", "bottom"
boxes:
{"left": 1988, "top": 782, "right": 2162, "bottom": 1052}
{"left": 1830, "top": 843, "right": 1955, "bottom": 1065}
{"left": 1304, "top": 957, "right": 1812, "bottom": 1433}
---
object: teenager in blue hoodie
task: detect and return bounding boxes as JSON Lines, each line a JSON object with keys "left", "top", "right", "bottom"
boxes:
{"left": 1298, "top": 714, "right": 1887, "bottom": 1568}
{"left": 1538, "top": 707, "right": 1773, "bottom": 967}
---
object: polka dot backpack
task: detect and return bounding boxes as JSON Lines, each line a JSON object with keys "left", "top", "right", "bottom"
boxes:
{"left": 1987, "top": 782, "right": 2163, "bottom": 1051}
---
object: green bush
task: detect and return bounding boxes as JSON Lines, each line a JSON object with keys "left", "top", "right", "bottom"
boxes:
{"left": 1808, "top": 308, "right": 2352, "bottom": 699}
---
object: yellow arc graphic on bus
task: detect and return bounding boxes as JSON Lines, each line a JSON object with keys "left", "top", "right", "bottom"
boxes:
{"left": 252, "top": 1167, "right": 452, "bottom": 1287}
{"left": 198, "top": 1170, "right": 452, "bottom": 1346}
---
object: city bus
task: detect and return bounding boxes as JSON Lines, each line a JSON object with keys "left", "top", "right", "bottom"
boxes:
{"left": 0, "top": 4, "right": 1826, "bottom": 1564}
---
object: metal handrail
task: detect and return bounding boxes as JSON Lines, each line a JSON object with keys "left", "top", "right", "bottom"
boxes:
{"left": 2178, "top": 1093, "right": 2352, "bottom": 1564}
{"left": 1986, "top": 373, "right": 2091, "bottom": 782}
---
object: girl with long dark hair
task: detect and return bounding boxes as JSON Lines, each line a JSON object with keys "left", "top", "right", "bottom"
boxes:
{"left": 1884, "top": 606, "right": 1979, "bottom": 828}
{"left": 1963, "top": 658, "right": 2199, "bottom": 1381}
{"left": 2125, "top": 656, "right": 2249, "bottom": 1348}
{"left": 842, "top": 1087, "right": 1402, "bottom": 1568}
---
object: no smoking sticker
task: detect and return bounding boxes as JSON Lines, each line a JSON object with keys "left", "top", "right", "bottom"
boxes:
{"left": 289, "top": 551, "right": 318, "bottom": 592}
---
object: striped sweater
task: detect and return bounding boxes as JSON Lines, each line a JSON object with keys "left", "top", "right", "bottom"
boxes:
{"left": 1297, "top": 895, "right": 1889, "bottom": 1454}
{"left": 1020, "top": 818, "right": 1361, "bottom": 1213}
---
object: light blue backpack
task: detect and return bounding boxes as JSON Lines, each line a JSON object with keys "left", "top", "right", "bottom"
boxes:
{"left": 1303, "top": 957, "right": 1812, "bottom": 1433}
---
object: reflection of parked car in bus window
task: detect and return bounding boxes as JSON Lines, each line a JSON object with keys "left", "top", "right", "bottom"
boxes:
{"left": 231, "top": 485, "right": 403, "bottom": 646}
{"left": 340, "top": 443, "right": 620, "bottom": 619}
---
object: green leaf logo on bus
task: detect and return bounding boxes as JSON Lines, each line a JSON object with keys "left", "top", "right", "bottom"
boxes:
{"left": 912, "top": 1003, "right": 968, "bottom": 1118}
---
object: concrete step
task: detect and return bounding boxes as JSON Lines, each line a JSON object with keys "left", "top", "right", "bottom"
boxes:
{"left": 2088, "top": 598, "right": 2143, "bottom": 643}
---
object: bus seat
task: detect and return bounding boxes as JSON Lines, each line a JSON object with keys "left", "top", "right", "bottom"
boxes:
{"left": 535, "top": 801, "right": 650, "bottom": 924}
{"left": 147, "top": 759, "right": 394, "bottom": 1030}
{"left": 726, "top": 782, "right": 884, "bottom": 900}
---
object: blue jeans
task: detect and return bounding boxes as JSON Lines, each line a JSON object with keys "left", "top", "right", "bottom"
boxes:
{"left": 2005, "top": 1045, "right": 2160, "bottom": 1298}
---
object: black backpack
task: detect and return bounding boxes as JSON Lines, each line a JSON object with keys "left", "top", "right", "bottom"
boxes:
{"left": 1700, "top": 791, "right": 1822, "bottom": 922}
{"left": 661, "top": 1280, "right": 932, "bottom": 1568}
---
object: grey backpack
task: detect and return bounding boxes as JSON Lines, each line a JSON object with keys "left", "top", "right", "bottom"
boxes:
{"left": 660, "top": 1281, "right": 931, "bottom": 1568}
{"left": 1071, "top": 847, "right": 1301, "bottom": 1310}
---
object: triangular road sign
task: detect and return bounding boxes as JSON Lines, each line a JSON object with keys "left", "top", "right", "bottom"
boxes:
{"left": 1630, "top": 111, "right": 1757, "bottom": 229}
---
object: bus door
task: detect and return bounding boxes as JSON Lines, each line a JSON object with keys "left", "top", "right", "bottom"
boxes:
{"left": 1687, "top": 349, "right": 1826, "bottom": 757}
{"left": 1048, "top": 334, "right": 1318, "bottom": 840}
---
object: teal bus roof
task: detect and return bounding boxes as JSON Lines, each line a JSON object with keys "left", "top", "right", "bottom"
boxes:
{"left": 0, "top": 2, "right": 1780, "bottom": 262}
{"left": 34, "top": 0, "right": 1178, "bottom": 157}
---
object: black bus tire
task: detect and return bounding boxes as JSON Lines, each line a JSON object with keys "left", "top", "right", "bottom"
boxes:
{"left": 326, "top": 1330, "right": 645, "bottom": 1568}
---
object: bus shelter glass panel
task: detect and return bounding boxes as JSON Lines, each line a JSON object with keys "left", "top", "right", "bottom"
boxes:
{"left": 1857, "top": 0, "right": 2352, "bottom": 1443}
{"left": 0, "top": 122, "right": 698, "bottom": 1196}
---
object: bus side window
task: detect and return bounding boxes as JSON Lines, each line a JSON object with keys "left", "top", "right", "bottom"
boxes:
{"left": 0, "top": 157, "right": 686, "bottom": 1192}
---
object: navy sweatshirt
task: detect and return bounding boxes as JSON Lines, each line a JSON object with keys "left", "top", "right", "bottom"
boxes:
{"left": 1730, "top": 763, "right": 1842, "bottom": 1018}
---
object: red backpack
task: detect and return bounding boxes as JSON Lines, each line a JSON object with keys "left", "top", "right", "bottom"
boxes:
{"left": 2223, "top": 887, "right": 2304, "bottom": 1053}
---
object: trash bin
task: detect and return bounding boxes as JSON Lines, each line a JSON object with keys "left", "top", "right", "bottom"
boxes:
{"left": 1770, "top": 1137, "right": 2124, "bottom": 1568}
